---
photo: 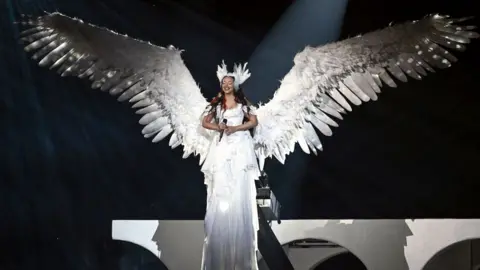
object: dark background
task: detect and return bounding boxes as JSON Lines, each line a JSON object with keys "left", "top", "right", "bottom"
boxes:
{"left": 0, "top": 0, "right": 479, "bottom": 269}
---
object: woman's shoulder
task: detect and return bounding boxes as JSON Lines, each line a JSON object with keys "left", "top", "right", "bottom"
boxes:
{"left": 241, "top": 103, "right": 257, "bottom": 115}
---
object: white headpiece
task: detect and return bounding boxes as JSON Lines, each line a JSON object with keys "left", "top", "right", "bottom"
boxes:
{"left": 216, "top": 60, "right": 251, "bottom": 90}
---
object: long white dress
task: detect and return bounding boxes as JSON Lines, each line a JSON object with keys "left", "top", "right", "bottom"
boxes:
{"left": 200, "top": 103, "right": 261, "bottom": 270}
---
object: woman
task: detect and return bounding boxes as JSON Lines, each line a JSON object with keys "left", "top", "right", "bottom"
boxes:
{"left": 200, "top": 75, "right": 261, "bottom": 270}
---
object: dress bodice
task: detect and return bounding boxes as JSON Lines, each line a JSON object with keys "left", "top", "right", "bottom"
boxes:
{"left": 217, "top": 103, "right": 246, "bottom": 126}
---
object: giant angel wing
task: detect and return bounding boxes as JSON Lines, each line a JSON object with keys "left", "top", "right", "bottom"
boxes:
{"left": 253, "top": 14, "right": 478, "bottom": 170}
{"left": 18, "top": 12, "right": 214, "bottom": 163}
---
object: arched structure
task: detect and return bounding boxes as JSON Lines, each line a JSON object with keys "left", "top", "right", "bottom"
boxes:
{"left": 112, "top": 239, "right": 169, "bottom": 270}
{"left": 282, "top": 238, "right": 361, "bottom": 270}
{"left": 112, "top": 220, "right": 160, "bottom": 258}
{"left": 270, "top": 220, "right": 409, "bottom": 270}
{"left": 422, "top": 239, "right": 480, "bottom": 270}
{"left": 404, "top": 220, "right": 480, "bottom": 270}
{"left": 113, "top": 220, "right": 205, "bottom": 270}
{"left": 256, "top": 238, "right": 348, "bottom": 269}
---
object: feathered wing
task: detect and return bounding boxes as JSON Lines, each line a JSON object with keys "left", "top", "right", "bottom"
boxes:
{"left": 253, "top": 14, "right": 478, "bottom": 170}
{"left": 18, "top": 12, "right": 214, "bottom": 163}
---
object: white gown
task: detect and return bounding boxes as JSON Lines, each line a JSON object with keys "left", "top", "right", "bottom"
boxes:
{"left": 200, "top": 103, "right": 261, "bottom": 270}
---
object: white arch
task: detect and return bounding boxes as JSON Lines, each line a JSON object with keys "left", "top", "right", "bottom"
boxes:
{"left": 282, "top": 239, "right": 348, "bottom": 270}
{"left": 405, "top": 219, "right": 480, "bottom": 270}
{"left": 112, "top": 220, "right": 160, "bottom": 258}
{"left": 271, "top": 220, "right": 392, "bottom": 270}
{"left": 112, "top": 220, "right": 203, "bottom": 270}
{"left": 421, "top": 238, "right": 479, "bottom": 270}
{"left": 270, "top": 219, "right": 480, "bottom": 270}
{"left": 110, "top": 239, "right": 169, "bottom": 269}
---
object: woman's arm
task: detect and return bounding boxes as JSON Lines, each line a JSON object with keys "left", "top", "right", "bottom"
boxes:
{"left": 202, "top": 112, "right": 221, "bottom": 131}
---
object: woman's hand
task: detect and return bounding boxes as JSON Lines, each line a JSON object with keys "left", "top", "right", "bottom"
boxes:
{"left": 218, "top": 122, "right": 227, "bottom": 131}
{"left": 225, "top": 125, "right": 238, "bottom": 135}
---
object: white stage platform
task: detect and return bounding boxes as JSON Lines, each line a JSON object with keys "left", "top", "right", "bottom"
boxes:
{"left": 112, "top": 219, "right": 480, "bottom": 270}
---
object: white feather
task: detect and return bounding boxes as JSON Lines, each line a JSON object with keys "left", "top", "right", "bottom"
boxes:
{"left": 20, "top": 12, "right": 216, "bottom": 164}
{"left": 253, "top": 14, "right": 478, "bottom": 166}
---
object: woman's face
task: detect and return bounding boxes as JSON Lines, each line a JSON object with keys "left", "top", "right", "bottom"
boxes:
{"left": 221, "top": 76, "right": 235, "bottom": 94}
